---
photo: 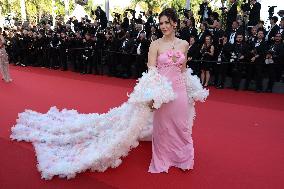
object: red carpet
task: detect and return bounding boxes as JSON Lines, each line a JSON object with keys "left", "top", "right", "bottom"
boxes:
{"left": 0, "top": 65, "right": 284, "bottom": 189}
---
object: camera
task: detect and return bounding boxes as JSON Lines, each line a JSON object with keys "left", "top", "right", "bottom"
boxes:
{"left": 268, "top": 6, "right": 277, "bottom": 18}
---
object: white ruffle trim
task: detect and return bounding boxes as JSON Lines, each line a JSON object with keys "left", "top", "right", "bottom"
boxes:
{"left": 184, "top": 68, "right": 209, "bottom": 103}
{"left": 10, "top": 68, "right": 208, "bottom": 180}
{"left": 128, "top": 67, "right": 176, "bottom": 109}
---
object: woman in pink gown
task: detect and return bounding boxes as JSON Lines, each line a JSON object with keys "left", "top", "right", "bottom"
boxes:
{"left": 10, "top": 8, "right": 207, "bottom": 180}
{"left": 148, "top": 8, "right": 194, "bottom": 173}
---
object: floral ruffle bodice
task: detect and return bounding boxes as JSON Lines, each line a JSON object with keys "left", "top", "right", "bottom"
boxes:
{"left": 157, "top": 50, "right": 185, "bottom": 69}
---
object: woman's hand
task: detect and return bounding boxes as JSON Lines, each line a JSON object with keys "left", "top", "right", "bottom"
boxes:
{"left": 148, "top": 100, "right": 155, "bottom": 112}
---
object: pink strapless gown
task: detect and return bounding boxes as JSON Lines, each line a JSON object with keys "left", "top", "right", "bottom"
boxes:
{"left": 148, "top": 50, "right": 194, "bottom": 173}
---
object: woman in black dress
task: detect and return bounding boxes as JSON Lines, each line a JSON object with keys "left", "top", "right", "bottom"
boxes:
{"left": 200, "top": 35, "right": 214, "bottom": 87}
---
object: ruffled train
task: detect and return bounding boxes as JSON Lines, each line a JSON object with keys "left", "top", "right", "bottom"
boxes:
{"left": 10, "top": 68, "right": 208, "bottom": 180}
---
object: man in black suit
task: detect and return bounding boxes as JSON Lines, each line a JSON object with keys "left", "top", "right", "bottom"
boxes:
{"left": 279, "top": 18, "right": 284, "bottom": 39}
{"left": 94, "top": 6, "right": 108, "bottom": 29}
{"left": 226, "top": 0, "right": 238, "bottom": 31}
{"left": 231, "top": 33, "right": 250, "bottom": 90}
{"left": 250, "top": 30, "right": 268, "bottom": 92}
{"left": 121, "top": 12, "right": 129, "bottom": 31}
{"left": 179, "top": 20, "right": 190, "bottom": 41}
{"left": 198, "top": 0, "right": 212, "bottom": 23}
{"left": 197, "top": 22, "right": 211, "bottom": 45}
{"left": 187, "top": 18, "right": 198, "bottom": 39}
{"left": 187, "top": 36, "right": 201, "bottom": 75}
{"left": 213, "top": 22, "right": 225, "bottom": 47}
{"left": 215, "top": 34, "right": 233, "bottom": 89}
{"left": 145, "top": 11, "right": 154, "bottom": 38}
{"left": 264, "top": 33, "right": 284, "bottom": 92}
{"left": 81, "top": 33, "right": 95, "bottom": 74}
{"left": 248, "top": 0, "right": 261, "bottom": 27}
{"left": 135, "top": 32, "right": 150, "bottom": 77}
{"left": 227, "top": 21, "right": 244, "bottom": 44}
{"left": 118, "top": 32, "right": 135, "bottom": 78}
{"left": 265, "top": 16, "right": 280, "bottom": 44}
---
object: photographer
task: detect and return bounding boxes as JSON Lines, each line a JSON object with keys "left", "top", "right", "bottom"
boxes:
{"left": 145, "top": 10, "right": 154, "bottom": 38}
{"left": 249, "top": 30, "right": 268, "bottom": 92}
{"left": 248, "top": 0, "right": 261, "bottom": 27}
{"left": 121, "top": 12, "right": 129, "bottom": 31}
{"left": 94, "top": 6, "right": 108, "bottom": 29}
{"left": 136, "top": 14, "right": 143, "bottom": 25}
{"left": 117, "top": 32, "right": 135, "bottom": 78}
{"left": 264, "top": 33, "right": 284, "bottom": 92}
{"left": 226, "top": 0, "right": 238, "bottom": 32}
{"left": 231, "top": 33, "right": 249, "bottom": 90}
{"left": 198, "top": 0, "right": 212, "bottom": 23}
{"left": 266, "top": 16, "right": 280, "bottom": 44}
{"left": 187, "top": 36, "right": 200, "bottom": 75}
{"left": 81, "top": 33, "right": 95, "bottom": 74}
{"left": 215, "top": 35, "right": 233, "bottom": 89}
{"left": 135, "top": 32, "right": 150, "bottom": 77}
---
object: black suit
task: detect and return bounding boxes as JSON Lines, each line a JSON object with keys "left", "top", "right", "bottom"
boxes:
{"left": 188, "top": 27, "right": 198, "bottom": 39}
{"left": 226, "top": 3, "right": 238, "bottom": 31}
{"left": 248, "top": 2, "right": 261, "bottom": 26}
{"left": 227, "top": 27, "right": 244, "bottom": 44}
{"left": 187, "top": 43, "right": 200, "bottom": 75}
{"left": 215, "top": 42, "right": 233, "bottom": 87}
{"left": 198, "top": 3, "right": 212, "bottom": 23}
{"left": 213, "top": 29, "right": 225, "bottom": 46}
{"left": 179, "top": 27, "right": 190, "bottom": 41}
{"left": 266, "top": 24, "right": 280, "bottom": 44}
{"left": 250, "top": 40, "right": 268, "bottom": 91}
{"left": 231, "top": 42, "right": 250, "bottom": 90}
{"left": 197, "top": 29, "right": 211, "bottom": 44}
{"left": 118, "top": 38, "right": 135, "bottom": 78}
{"left": 135, "top": 38, "right": 150, "bottom": 77}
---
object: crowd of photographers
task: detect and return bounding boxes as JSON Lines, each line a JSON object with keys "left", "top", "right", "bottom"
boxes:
{"left": 1, "top": 0, "right": 284, "bottom": 92}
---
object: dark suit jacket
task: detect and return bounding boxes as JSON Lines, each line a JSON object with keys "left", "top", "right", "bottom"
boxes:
{"left": 226, "top": 3, "right": 238, "bottom": 30}
{"left": 198, "top": 3, "right": 212, "bottom": 22}
{"left": 248, "top": 2, "right": 261, "bottom": 26}
{"left": 252, "top": 40, "right": 268, "bottom": 63}
{"left": 267, "top": 25, "right": 280, "bottom": 44}
{"left": 188, "top": 43, "right": 200, "bottom": 61}
{"left": 135, "top": 38, "right": 150, "bottom": 55}
{"left": 197, "top": 29, "right": 211, "bottom": 44}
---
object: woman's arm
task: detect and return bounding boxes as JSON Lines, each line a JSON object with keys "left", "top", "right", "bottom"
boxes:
{"left": 208, "top": 45, "right": 214, "bottom": 56}
{"left": 181, "top": 40, "right": 190, "bottom": 73}
{"left": 147, "top": 40, "right": 158, "bottom": 68}
{"left": 0, "top": 35, "right": 5, "bottom": 48}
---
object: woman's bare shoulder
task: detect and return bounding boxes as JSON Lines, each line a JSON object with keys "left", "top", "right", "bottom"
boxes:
{"left": 177, "top": 38, "right": 189, "bottom": 52}
{"left": 178, "top": 38, "right": 189, "bottom": 47}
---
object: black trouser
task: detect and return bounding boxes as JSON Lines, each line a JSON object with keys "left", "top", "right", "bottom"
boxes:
{"left": 70, "top": 49, "right": 82, "bottom": 72}
{"left": 36, "top": 49, "right": 44, "bottom": 66}
{"left": 50, "top": 48, "right": 60, "bottom": 68}
{"left": 43, "top": 48, "right": 51, "bottom": 68}
{"left": 231, "top": 63, "right": 243, "bottom": 90}
{"left": 244, "top": 63, "right": 255, "bottom": 90}
{"left": 60, "top": 49, "right": 68, "bottom": 70}
{"left": 187, "top": 61, "right": 199, "bottom": 75}
{"left": 82, "top": 55, "right": 93, "bottom": 74}
{"left": 135, "top": 54, "right": 147, "bottom": 78}
{"left": 255, "top": 64, "right": 264, "bottom": 91}
{"left": 106, "top": 51, "right": 117, "bottom": 76}
{"left": 118, "top": 52, "right": 132, "bottom": 78}
{"left": 93, "top": 50, "right": 102, "bottom": 74}
{"left": 215, "top": 63, "right": 229, "bottom": 87}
